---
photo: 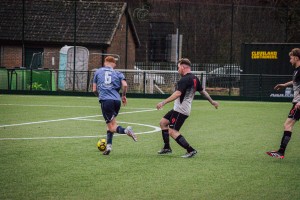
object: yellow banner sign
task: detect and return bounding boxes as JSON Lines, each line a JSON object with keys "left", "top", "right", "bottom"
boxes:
{"left": 251, "top": 51, "right": 278, "bottom": 59}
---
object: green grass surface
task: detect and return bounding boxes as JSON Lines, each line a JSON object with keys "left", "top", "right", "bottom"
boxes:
{"left": 0, "top": 94, "right": 300, "bottom": 200}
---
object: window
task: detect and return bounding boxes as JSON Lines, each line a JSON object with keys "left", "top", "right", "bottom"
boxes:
{"left": 25, "top": 47, "right": 44, "bottom": 69}
{"left": 149, "top": 22, "right": 174, "bottom": 62}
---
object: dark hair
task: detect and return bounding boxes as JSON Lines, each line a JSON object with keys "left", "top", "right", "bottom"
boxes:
{"left": 289, "top": 48, "right": 300, "bottom": 59}
{"left": 178, "top": 58, "right": 191, "bottom": 66}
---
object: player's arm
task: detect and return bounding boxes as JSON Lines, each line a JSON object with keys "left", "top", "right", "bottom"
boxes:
{"left": 156, "top": 90, "right": 181, "bottom": 110}
{"left": 295, "top": 102, "right": 300, "bottom": 110}
{"left": 92, "top": 83, "right": 98, "bottom": 96}
{"left": 200, "top": 90, "right": 219, "bottom": 109}
{"left": 274, "top": 81, "right": 293, "bottom": 90}
{"left": 121, "top": 79, "right": 128, "bottom": 106}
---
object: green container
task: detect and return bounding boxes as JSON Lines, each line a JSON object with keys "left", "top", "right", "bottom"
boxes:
{"left": 0, "top": 68, "right": 8, "bottom": 89}
{"left": 29, "top": 70, "right": 57, "bottom": 91}
{"left": 4, "top": 69, "right": 57, "bottom": 91}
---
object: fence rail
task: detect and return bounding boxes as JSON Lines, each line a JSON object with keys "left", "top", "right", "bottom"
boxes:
{"left": 0, "top": 68, "right": 293, "bottom": 100}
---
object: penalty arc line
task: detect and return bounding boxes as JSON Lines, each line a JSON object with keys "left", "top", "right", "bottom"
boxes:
{"left": 0, "top": 108, "right": 157, "bottom": 128}
{"left": 0, "top": 109, "right": 162, "bottom": 141}
{"left": 0, "top": 120, "right": 161, "bottom": 141}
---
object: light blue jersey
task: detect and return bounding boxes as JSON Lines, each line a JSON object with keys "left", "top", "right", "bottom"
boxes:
{"left": 93, "top": 66, "right": 125, "bottom": 101}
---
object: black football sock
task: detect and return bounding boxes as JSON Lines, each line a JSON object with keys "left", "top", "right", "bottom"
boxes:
{"left": 175, "top": 135, "right": 194, "bottom": 152}
{"left": 278, "top": 131, "right": 292, "bottom": 154}
{"left": 116, "top": 126, "right": 125, "bottom": 134}
{"left": 162, "top": 129, "right": 170, "bottom": 149}
{"left": 107, "top": 130, "right": 113, "bottom": 144}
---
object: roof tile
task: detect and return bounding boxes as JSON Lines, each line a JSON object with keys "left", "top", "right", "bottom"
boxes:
{"left": 0, "top": 0, "right": 128, "bottom": 45}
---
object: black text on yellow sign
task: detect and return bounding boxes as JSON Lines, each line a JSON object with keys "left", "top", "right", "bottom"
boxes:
{"left": 251, "top": 51, "right": 278, "bottom": 59}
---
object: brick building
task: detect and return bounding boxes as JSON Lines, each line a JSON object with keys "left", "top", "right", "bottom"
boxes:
{"left": 0, "top": 0, "right": 140, "bottom": 70}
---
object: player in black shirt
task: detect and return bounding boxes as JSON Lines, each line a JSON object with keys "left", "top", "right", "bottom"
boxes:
{"left": 266, "top": 48, "right": 300, "bottom": 159}
{"left": 156, "top": 58, "right": 219, "bottom": 158}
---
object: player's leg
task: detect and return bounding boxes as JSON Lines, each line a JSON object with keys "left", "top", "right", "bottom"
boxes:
{"left": 107, "top": 118, "right": 118, "bottom": 132}
{"left": 267, "top": 104, "right": 299, "bottom": 159}
{"left": 109, "top": 119, "right": 137, "bottom": 141}
{"left": 168, "top": 111, "right": 197, "bottom": 158}
{"left": 106, "top": 125, "right": 114, "bottom": 153}
{"left": 106, "top": 129, "right": 114, "bottom": 146}
{"left": 100, "top": 100, "right": 120, "bottom": 155}
{"left": 103, "top": 121, "right": 117, "bottom": 155}
{"left": 103, "top": 119, "right": 119, "bottom": 155}
{"left": 158, "top": 111, "right": 172, "bottom": 154}
{"left": 278, "top": 118, "right": 295, "bottom": 152}
{"left": 105, "top": 100, "right": 137, "bottom": 141}
{"left": 100, "top": 100, "right": 113, "bottom": 155}
{"left": 160, "top": 118, "right": 171, "bottom": 149}
{"left": 102, "top": 99, "right": 125, "bottom": 133}
{"left": 169, "top": 128, "right": 197, "bottom": 158}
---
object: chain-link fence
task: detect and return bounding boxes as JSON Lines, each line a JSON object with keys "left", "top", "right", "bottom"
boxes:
{"left": 0, "top": 68, "right": 294, "bottom": 100}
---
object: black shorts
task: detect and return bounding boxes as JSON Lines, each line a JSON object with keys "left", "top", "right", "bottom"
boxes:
{"left": 100, "top": 100, "right": 121, "bottom": 123}
{"left": 288, "top": 103, "right": 300, "bottom": 121}
{"left": 163, "top": 109, "right": 188, "bottom": 131}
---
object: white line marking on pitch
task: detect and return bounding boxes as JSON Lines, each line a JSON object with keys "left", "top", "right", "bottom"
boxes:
{"left": 0, "top": 104, "right": 153, "bottom": 110}
{"left": 0, "top": 120, "right": 161, "bottom": 141}
{"left": 76, "top": 118, "right": 161, "bottom": 135}
{"left": 0, "top": 109, "right": 161, "bottom": 141}
{"left": 0, "top": 109, "right": 157, "bottom": 128}
{"left": 0, "top": 104, "right": 99, "bottom": 108}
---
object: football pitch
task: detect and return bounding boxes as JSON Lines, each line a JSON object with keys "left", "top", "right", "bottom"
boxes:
{"left": 0, "top": 94, "right": 300, "bottom": 200}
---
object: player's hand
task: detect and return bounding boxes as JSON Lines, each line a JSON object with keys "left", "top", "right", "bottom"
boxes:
{"left": 274, "top": 84, "right": 285, "bottom": 90}
{"left": 122, "top": 96, "right": 127, "bottom": 106}
{"left": 211, "top": 101, "right": 219, "bottom": 109}
{"left": 156, "top": 101, "right": 165, "bottom": 110}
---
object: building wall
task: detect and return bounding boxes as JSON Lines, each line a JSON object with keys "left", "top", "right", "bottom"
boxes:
{"left": 0, "top": 43, "right": 136, "bottom": 70}
{"left": 107, "top": 14, "right": 136, "bottom": 69}
{"left": 1, "top": 45, "right": 23, "bottom": 68}
{"left": 0, "top": 14, "right": 137, "bottom": 70}
{"left": 126, "top": 24, "right": 136, "bottom": 69}
{"left": 88, "top": 48, "right": 105, "bottom": 70}
{"left": 43, "top": 47, "right": 60, "bottom": 69}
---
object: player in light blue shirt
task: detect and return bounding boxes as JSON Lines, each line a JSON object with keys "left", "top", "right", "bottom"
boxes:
{"left": 93, "top": 56, "right": 137, "bottom": 155}
{"left": 93, "top": 64, "right": 124, "bottom": 101}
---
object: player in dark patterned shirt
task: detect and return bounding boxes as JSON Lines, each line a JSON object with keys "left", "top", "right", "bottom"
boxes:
{"left": 156, "top": 58, "right": 219, "bottom": 158}
{"left": 266, "top": 48, "right": 300, "bottom": 159}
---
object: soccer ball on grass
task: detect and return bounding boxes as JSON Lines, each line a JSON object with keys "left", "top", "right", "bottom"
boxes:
{"left": 97, "top": 139, "right": 106, "bottom": 151}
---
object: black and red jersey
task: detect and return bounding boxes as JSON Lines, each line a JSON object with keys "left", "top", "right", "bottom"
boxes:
{"left": 174, "top": 73, "right": 203, "bottom": 116}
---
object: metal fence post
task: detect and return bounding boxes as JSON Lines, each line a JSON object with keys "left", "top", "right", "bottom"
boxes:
{"left": 259, "top": 74, "right": 262, "bottom": 100}
{"left": 86, "top": 70, "right": 90, "bottom": 92}
{"left": 143, "top": 71, "right": 146, "bottom": 94}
